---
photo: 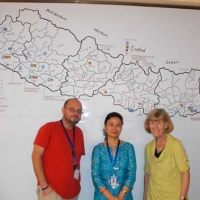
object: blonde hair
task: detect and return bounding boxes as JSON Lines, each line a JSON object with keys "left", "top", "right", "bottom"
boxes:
{"left": 144, "top": 108, "right": 174, "bottom": 134}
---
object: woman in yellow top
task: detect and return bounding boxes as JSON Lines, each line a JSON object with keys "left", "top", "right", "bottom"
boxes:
{"left": 143, "top": 108, "right": 190, "bottom": 200}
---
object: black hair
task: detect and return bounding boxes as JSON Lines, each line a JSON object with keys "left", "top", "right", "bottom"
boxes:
{"left": 104, "top": 112, "right": 124, "bottom": 125}
{"left": 103, "top": 112, "right": 124, "bottom": 141}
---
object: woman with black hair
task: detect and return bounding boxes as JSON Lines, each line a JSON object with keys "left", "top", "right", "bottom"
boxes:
{"left": 91, "top": 112, "right": 137, "bottom": 200}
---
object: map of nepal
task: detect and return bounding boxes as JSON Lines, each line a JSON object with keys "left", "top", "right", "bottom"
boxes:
{"left": 0, "top": 8, "right": 200, "bottom": 117}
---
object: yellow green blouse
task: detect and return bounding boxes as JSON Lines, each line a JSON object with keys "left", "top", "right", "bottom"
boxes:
{"left": 144, "top": 134, "right": 190, "bottom": 200}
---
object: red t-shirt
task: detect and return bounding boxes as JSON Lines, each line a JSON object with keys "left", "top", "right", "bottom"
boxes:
{"left": 34, "top": 121, "right": 85, "bottom": 198}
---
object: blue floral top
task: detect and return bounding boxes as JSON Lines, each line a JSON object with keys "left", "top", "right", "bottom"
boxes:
{"left": 91, "top": 141, "right": 137, "bottom": 200}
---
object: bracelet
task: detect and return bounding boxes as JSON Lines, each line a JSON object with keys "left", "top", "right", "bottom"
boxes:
{"left": 41, "top": 185, "right": 49, "bottom": 190}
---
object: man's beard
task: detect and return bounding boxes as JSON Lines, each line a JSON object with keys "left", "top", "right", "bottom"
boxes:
{"left": 67, "top": 116, "right": 80, "bottom": 125}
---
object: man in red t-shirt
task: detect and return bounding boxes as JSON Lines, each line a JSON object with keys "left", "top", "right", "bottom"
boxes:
{"left": 32, "top": 98, "right": 85, "bottom": 200}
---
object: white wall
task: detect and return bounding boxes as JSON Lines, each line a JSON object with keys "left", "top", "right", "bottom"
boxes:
{"left": 0, "top": 3, "right": 200, "bottom": 200}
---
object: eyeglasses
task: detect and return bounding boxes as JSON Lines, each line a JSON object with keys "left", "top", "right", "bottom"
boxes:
{"left": 148, "top": 119, "right": 165, "bottom": 125}
{"left": 65, "top": 107, "right": 83, "bottom": 114}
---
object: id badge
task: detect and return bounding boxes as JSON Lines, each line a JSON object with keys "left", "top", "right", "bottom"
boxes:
{"left": 109, "top": 174, "right": 119, "bottom": 189}
{"left": 74, "top": 168, "right": 80, "bottom": 180}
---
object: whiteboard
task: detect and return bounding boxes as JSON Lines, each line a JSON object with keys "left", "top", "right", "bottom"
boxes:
{"left": 0, "top": 2, "right": 199, "bottom": 200}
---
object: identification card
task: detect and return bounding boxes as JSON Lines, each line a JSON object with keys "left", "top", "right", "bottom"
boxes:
{"left": 74, "top": 168, "right": 80, "bottom": 180}
{"left": 109, "top": 174, "right": 119, "bottom": 189}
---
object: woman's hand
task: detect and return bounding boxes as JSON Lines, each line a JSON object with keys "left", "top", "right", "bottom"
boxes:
{"left": 118, "top": 190, "right": 126, "bottom": 200}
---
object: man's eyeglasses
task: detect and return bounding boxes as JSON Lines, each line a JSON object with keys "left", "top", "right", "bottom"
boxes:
{"left": 65, "top": 107, "right": 83, "bottom": 114}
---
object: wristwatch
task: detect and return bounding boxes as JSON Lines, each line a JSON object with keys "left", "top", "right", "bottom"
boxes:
{"left": 181, "top": 197, "right": 187, "bottom": 200}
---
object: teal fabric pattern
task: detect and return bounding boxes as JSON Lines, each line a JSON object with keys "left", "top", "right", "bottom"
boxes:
{"left": 91, "top": 142, "right": 137, "bottom": 200}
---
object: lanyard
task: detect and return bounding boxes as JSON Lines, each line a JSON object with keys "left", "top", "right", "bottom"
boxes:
{"left": 59, "top": 120, "right": 76, "bottom": 163}
{"left": 106, "top": 140, "right": 120, "bottom": 168}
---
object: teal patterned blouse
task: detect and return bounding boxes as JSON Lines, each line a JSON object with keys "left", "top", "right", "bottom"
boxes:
{"left": 91, "top": 141, "right": 137, "bottom": 200}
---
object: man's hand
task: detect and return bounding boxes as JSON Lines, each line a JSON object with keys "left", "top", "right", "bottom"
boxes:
{"left": 42, "top": 186, "right": 53, "bottom": 196}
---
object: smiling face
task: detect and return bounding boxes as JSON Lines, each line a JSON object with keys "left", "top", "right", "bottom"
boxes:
{"left": 149, "top": 117, "right": 168, "bottom": 139}
{"left": 62, "top": 99, "right": 82, "bottom": 127}
{"left": 104, "top": 117, "right": 123, "bottom": 140}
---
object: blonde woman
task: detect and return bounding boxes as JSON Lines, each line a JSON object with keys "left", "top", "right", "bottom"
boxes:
{"left": 143, "top": 108, "right": 190, "bottom": 200}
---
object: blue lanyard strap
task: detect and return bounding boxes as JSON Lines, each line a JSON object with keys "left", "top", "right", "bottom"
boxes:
{"left": 59, "top": 120, "right": 76, "bottom": 163}
{"left": 106, "top": 140, "right": 120, "bottom": 167}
